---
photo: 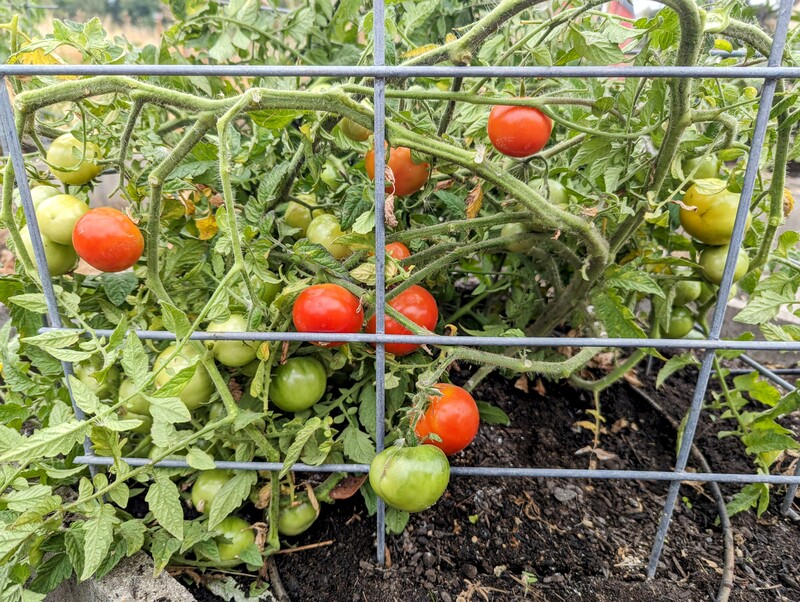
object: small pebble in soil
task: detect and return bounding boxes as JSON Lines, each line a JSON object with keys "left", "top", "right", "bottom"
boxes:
{"left": 423, "top": 552, "right": 435, "bottom": 568}
{"left": 440, "top": 593, "right": 452, "bottom": 602}
{"left": 462, "top": 564, "right": 478, "bottom": 579}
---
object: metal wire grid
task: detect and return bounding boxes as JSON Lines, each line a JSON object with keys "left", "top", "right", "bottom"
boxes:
{"left": 0, "top": 0, "right": 797, "bottom": 579}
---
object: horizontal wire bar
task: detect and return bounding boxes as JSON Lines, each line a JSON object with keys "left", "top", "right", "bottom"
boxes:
{"left": 1, "top": 65, "right": 799, "bottom": 78}
{"left": 38, "top": 326, "right": 800, "bottom": 351}
{"left": 73, "top": 456, "right": 800, "bottom": 484}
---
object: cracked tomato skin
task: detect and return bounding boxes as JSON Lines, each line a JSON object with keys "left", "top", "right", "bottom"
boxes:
{"left": 488, "top": 104, "right": 552, "bottom": 158}
{"left": 369, "top": 444, "right": 450, "bottom": 513}
{"left": 679, "top": 180, "right": 752, "bottom": 245}
{"left": 72, "top": 207, "right": 144, "bottom": 272}
{"left": 365, "top": 285, "right": 438, "bottom": 356}
{"left": 292, "top": 283, "right": 363, "bottom": 347}
{"left": 365, "top": 146, "right": 429, "bottom": 197}
{"left": 414, "top": 384, "right": 480, "bottom": 456}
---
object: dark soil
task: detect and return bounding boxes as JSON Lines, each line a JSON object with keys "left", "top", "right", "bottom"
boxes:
{"left": 187, "top": 365, "right": 800, "bottom": 602}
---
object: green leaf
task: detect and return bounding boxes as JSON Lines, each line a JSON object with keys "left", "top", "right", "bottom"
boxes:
{"left": 101, "top": 273, "right": 139, "bottom": 306}
{"left": 27, "top": 553, "right": 72, "bottom": 594}
{"left": 606, "top": 267, "right": 665, "bottom": 299}
{"left": 741, "top": 431, "right": 800, "bottom": 455}
{"left": 208, "top": 472, "right": 257, "bottom": 530}
{"left": 148, "top": 395, "right": 191, "bottom": 424}
{"left": 656, "top": 354, "right": 699, "bottom": 388}
{"left": 733, "top": 290, "right": 796, "bottom": 325}
{"left": 591, "top": 290, "right": 646, "bottom": 339}
{"left": 727, "top": 482, "right": 769, "bottom": 517}
{"left": 121, "top": 333, "right": 148, "bottom": 388}
{"left": 342, "top": 426, "right": 375, "bottom": 464}
{"left": 117, "top": 520, "right": 146, "bottom": 556}
{"left": 67, "top": 376, "right": 102, "bottom": 415}
{"left": 250, "top": 109, "right": 305, "bottom": 130}
{"left": 21, "top": 330, "right": 80, "bottom": 350}
{"left": 64, "top": 528, "right": 84, "bottom": 580}
{"left": 152, "top": 364, "right": 198, "bottom": 399}
{"left": 0, "top": 524, "right": 36, "bottom": 559}
{"left": 186, "top": 447, "right": 217, "bottom": 470}
{"left": 80, "top": 504, "right": 117, "bottom": 581}
{"left": 159, "top": 302, "right": 192, "bottom": 339}
{"left": 3, "top": 485, "right": 53, "bottom": 512}
{"left": 385, "top": 507, "right": 410, "bottom": 535}
{"left": 281, "top": 417, "right": 323, "bottom": 478}
{"left": 0, "top": 421, "right": 89, "bottom": 463}
{"left": 476, "top": 400, "right": 510, "bottom": 426}
{"left": 106, "top": 481, "right": 130, "bottom": 509}
{"left": 145, "top": 472, "right": 184, "bottom": 540}
{"left": 150, "top": 530, "right": 181, "bottom": 575}
{"left": 292, "top": 240, "right": 351, "bottom": 280}
{"left": 44, "top": 348, "right": 94, "bottom": 363}
{"left": 237, "top": 543, "right": 262, "bottom": 566}
{"left": 8, "top": 293, "right": 48, "bottom": 314}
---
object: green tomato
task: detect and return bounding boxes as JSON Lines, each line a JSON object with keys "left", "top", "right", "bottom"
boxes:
{"left": 320, "top": 161, "right": 341, "bottom": 188}
{"left": 683, "top": 156, "right": 721, "bottom": 181}
{"left": 73, "top": 362, "right": 119, "bottom": 397}
{"left": 369, "top": 444, "right": 450, "bottom": 513}
{"left": 258, "top": 271, "right": 283, "bottom": 305}
{"left": 277, "top": 497, "right": 319, "bottom": 536}
{"left": 36, "top": 194, "right": 89, "bottom": 245}
{"left": 270, "top": 357, "right": 327, "bottom": 412}
{"left": 207, "top": 313, "right": 258, "bottom": 368}
{"left": 500, "top": 222, "right": 534, "bottom": 253}
{"left": 532, "top": 179, "right": 569, "bottom": 206}
{"left": 672, "top": 279, "right": 702, "bottom": 306}
{"left": 153, "top": 344, "right": 214, "bottom": 410}
{"left": 306, "top": 214, "right": 351, "bottom": 259}
{"left": 46, "top": 134, "right": 103, "bottom": 186}
{"left": 679, "top": 179, "right": 752, "bottom": 245}
{"left": 699, "top": 245, "right": 750, "bottom": 285}
{"left": 119, "top": 378, "right": 150, "bottom": 416}
{"left": 26, "top": 185, "right": 61, "bottom": 209}
{"left": 118, "top": 406, "right": 152, "bottom": 434}
{"left": 191, "top": 469, "right": 233, "bottom": 515}
{"left": 19, "top": 225, "right": 77, "bottom": 276}
{"left": 339, "top": 118, "right": 371, "bottom": 142}
{"left": 284, "top": 194, "right": 326, "bottom": 237}
{"left": 214, "top": 517, "right": 255, "bottom": 565}
{"left": 664, "top": 306, "right": 695, "bottom": 339}
{"left": 697, "top": 282, "right": 715, "bottom": 305}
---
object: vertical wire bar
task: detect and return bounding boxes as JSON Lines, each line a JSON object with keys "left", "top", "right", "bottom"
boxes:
{"left": 646, "top": 0, "right": 794, "bottom": 576}
{"left": 372, "top": 0, "right": 387, "bottom": 566}
{"left": 0, "top": 78, "right": 96, "bottom": 465}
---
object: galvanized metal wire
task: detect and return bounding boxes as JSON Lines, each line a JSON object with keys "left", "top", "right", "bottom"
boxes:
{"left": 0, "top": 0, "right": 798, "bottom": 579}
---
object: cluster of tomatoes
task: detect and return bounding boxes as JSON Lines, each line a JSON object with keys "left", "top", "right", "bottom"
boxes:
{"left": 20, "top": 133, "right": 144, "bottom": 275}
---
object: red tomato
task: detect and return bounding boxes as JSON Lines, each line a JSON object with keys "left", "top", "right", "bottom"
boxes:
{"left": 365, "top": 146, "right": 429, "bottom": 197}
{"left": 366, "top": 285, "right": 438, "bottom": 356}
{"left": 414, "top": 383, "right": 480, "bottom": 455}
{"left": 292, "top": 283, "right": 363, "bottom": 347}
{"left": 487, "top": 104, "right": 552, "bottom": 158}
{"left": 386, "top": 242, "right": 411, "bottom": 269}
{"left": 72, "top": 207, "right": 144, "bottom": 273}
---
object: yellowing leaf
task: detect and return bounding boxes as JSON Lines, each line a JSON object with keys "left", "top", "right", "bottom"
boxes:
{"left": 9, "top": 45, "right": 76, "bottom": 80}
{"left": 401, "top": 44, "right": 440, "bottom": 59}
{"left": 465, "top": 182, "right": 483, "bottom": 219}
{"left": 195, "top": 214, "right": 218, "bottom": 240}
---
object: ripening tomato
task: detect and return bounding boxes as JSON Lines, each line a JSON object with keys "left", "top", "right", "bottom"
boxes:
{"left": 369, "top": 444, "right": 450, "bottom": 513}
{"left": 487, "top": 104, "right": 552, "bottom": 158}
{"left": 340, "top": 118, "right": 371, "bottom": 142}
{"left": 365, "top": 146, "right": 429, "bottom": 197}
{"left": 414, "top": 384, "right": 480, "bottom": 455}
{"left": 292, "top": 283, "right": 363, "bottom": 346}
{"left": 153, "top": 344, "right": 214, "bottom": 410}
{"left": 366, "top": 285, "right": 438, "bottom": 356}
{"left": 191, "top": 469, "right": 233, "bottom": 514}
{"left": 270, "top": 356, "right": 327, "bottom": 412}
{"left": 36, "top": 194, "right": 89, "bottom": 245}
{"left": 72, "top": 207, "right": 144, "bottom": 272}
{"left": 207, "top": 313, "right": 258, "bottom": 368}
{"left": 664, "top": 306, "right": 695, "bottom": 339}
{"left": 46, "top": 134, "right": 103, "bottom": 185}
{"left": 385, "top": 242, "right": 411, "bottom": 269}
{"left": 214, "top": 516, "right": 255, "bottom": 565}
{"left": 19, "top": 225, "right": 77, "bottom": 276}
{"left": 307, "top": 214, "right": 351, "bottom": 259}
{"left": 699, "top": 244, "right": 750, "bottom": 285}
{"left": 679, "top": 180, "right": 752, "bottom": 245}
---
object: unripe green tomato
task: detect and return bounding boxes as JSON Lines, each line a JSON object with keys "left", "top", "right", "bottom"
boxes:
{"left": 284, "top": 194, "right": 326, "bottom": 237}
{"left": 270, "top": 357, "right": 327, "bottom": 412}
{"left": 673, "top": 279, "right": 702, "bottom": 306}
{"left": 699, "top": 245, "right": 750, "bottom": 285}
{"left": 19, "top": 225, "right": 78, "bottom": 276}
{"left": 339, "top": 118, "right": 371, "bottom": 142}
{"left": 207, "top": 313, "right": 258, "bottom": 368}
{"left": 191, "top": 469, "right": 233, "bottom": 514}
{"left": 153, "top": 344, "right": 213, "bottom": 410}
{"left": 501, "top": 222, "right": 534, "bottom": 253}
{"left": 664, "top": 306, "right": 695, "bottom": 339}
{"left": 320, "top": 161, "right": 340, "bottom": 188}
{"left": 118, "top": 406, "right": 152, "bottom": 434}
{"left": 683, "top": 156, "right": 721, "bottom": 180}
{"left": 74, "top": 362, "right": 119, "bottom": 397}
{"left": 306, "top": 214, "right": 351, "bottom": 259}
{"left": 277, "top": 498, "right": 319, "bottom": 536}
{"left": 119, "top": 378, "right": 150, "bottom": 416}
{"left": 46, "top": 134, "right": 103, "bottom": 186}
{"left": 240, "top": 360, "right": 260, "bottom": 378}
{"left": 27, "top": 185, "right": 61, "bottom": 209}
{"left": 36, "top": 194, "right": 89, "bottom": 245}
{"left": 679, "top": 180, "right": 752, "bottom": 245}
{"left": 369, "top": 444, "right": 450, "bottom": 513}
{"left": 258, "top": 272, "right": 283, "bottom": 305}
{"left": 532, "top": 179, "right": 569, "bottom": 206}
{"left": 215, "top": 517, "right": 255, "bottom": 565}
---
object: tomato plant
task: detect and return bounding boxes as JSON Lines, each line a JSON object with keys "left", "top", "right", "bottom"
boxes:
{"left": 207, "top": 313, "right": 258, "bottom": 367}
{"left": 414, "top": 383, "right": 480, "bottom": 455}
{"left": 365, "top": 146, "right": 429, "bottom": 197}
{"left": 366, "top": 285, "right": 438, "bottom": 356}
{"left": 153, "top": 344, "right": 214, "bottom": 410}
{"left": 700, "top": 245, "right": 750, "bottom": 285}
{"left": 277, "top": 496, "right": 319, "bottom": 536}
{"left": 212, "top": 517, "right": 255, "bottom": 565}
{"left": 369, "top": 444, "right": 450, "bottom": 513}
{"left": 46, "top": 133, "right": 103, "bottom": 185}
{"left": 35, "top": 194, "right": 89, "bottom": 245}
{"left": 292, "top": 284, "right": 363, "bottom": 346}
{"left": 487, "top": 104, "right": 552, "bottom": 157}
{"left": 191, "top": 469, "right": 233, "bottom": 514}
{"left": 664, "top": 306, "right": 695, "bottom": 339}
{"left": 679, "top": 180, "right": 752, "bottom": 245}
{"left": 269, "top": 356, "right": 327, "bottom": 412}
{"left": 72, "top": 207, "right": 144, "bottom": 272}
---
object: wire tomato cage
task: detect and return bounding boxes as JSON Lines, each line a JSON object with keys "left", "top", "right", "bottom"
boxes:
{"left": 0, "top": 0, "right": 799, "bottom": 580}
